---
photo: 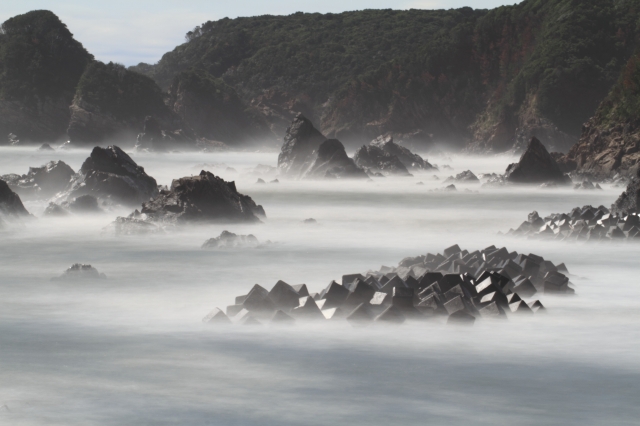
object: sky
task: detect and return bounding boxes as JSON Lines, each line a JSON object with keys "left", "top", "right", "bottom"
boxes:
{"left": 1, "top": 1, "right": 521, "bottom": 66}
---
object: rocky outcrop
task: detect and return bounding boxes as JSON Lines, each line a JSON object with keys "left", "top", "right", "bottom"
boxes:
{"left": 52, "top": 264, "right": 107, "bottom": 281}
{"left": 611, "top": 173, "right": 640, "bottom": 215}
{"left": 303, "top": 140, "right": 368, "bottom": 180}
{"left": 137, "top": 170, "right": 265, "bottom": 224}
{"left": 2, "top": 161, "right": 75, "bottom": 199}
{"left": 58, "top": 146, "right": 158, "bottom": 207}
{"left": 445, "top": 170, "right": 479, "bottom": 183}
{"left": 0, "top": 179, "right": 30, "bottom": 219}
{"left": 505, "top": 137, "right": 571, "bottom": 185}
{"left": 353, "top": 144, "right": 410, "bottom": 176}
{"left": 370, "top": 136, "right": 434, "bottom": 170}
{"left": 277, "top": 114, "right": 327, "bottom": 176}
{"left": 202, "top": 231, "right": 260, "bottom": 248}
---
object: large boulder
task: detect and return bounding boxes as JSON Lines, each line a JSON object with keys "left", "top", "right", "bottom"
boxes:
{"left": 505, "top": 137, "right": 571, "bottom": 184}
{"left": 611, "top": 171, "right": 640, "bottom": 214}
{"left": 2, "top": 161, "right": 75, "bottom": 199}
{"left": 370, "top": 135, "right": 434, "bottom": 170}
{"left": 353, "top": 145, "right": 411, "bottom": 176}
{"left": 0, "top": 179, "right": 30, "bottom": 218}
{"left": 278, "top": 114, "right": 327, "bottom": 176}
{"left": 58, "top": 146, "right": 158, "bottom": 207}
{"left": 303, "top": 139, "right": 368, "bottom": 179}
{"left": 139, "top": 170, "right": 265, "bottom": 224}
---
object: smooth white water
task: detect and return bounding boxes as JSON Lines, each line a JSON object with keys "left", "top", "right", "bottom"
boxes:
{"left": 1, "top": 147, "right": 639, "bottom": 425}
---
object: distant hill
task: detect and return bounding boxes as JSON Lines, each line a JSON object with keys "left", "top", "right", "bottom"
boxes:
{"left": 131, "top": 0, "right": 640, "bottom": 152}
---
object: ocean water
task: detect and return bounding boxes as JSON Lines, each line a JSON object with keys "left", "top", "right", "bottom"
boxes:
{"left": 1, "top": 146, "right": 639, "bottom": 425}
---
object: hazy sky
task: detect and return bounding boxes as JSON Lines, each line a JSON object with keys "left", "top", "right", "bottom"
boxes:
{"left": 2, "top": 1, "right": 521, "bottom": 66}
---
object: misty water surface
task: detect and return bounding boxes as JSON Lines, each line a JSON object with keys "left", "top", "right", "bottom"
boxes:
{"left": 1, "top": 147, "right": 639, "bottom": 425}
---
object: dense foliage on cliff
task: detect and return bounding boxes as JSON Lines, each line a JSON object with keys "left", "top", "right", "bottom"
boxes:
{"left": 75, "top": 61, "right": 167, "bottom": 120}
{"left": 0, "top": 10, "right": 93, "bottom": 104}
{"left": 131, "top": 0, "right": 640, "bottom": 147}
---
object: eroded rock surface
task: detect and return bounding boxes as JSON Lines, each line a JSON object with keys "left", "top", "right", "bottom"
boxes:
{"left": 0, "top": 179, "right": 30, "bottom": 219}
{"left": 2, "top": 161, "right": 75, "bottom": 199}
{"left": 303, "top": 139, "right": 367, "bottom": 179}
{"left": 278, "top": 113, "right": 327, "bottom": 176}
{"left": 370, "top": 135, "right": 434, "bottom": 170}
{"left": 611, "top": 172, "right": 640, "bottom": 215}
{"left": 353, "top": 144, "right": 411, "bottom": 176}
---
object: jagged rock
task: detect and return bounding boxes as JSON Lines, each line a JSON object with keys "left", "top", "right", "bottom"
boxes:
{"left": 444, "top": 170, "right": 479, "bottom": 183}
{"left": 278, "top": 113, "right": 327, "bottom": 176}
{"left": 303, "top": 139, "right": 368, "bottom": 179}
{"left": 58, "top": 146, "right": 158, "bottom": 207}
{"left": 505, "top": 137, "right": 571, "bottom": 185}
{"left": 2, "top": 161, "right": 75, "bottom": 199}
{"left": 105, "top": 215, "right": 163, "bottom": 235}
{"left": 369, "top": 135, "right": 434, "bottom": 170}
{"left": 52, "top": 264, "right": 107, "bottom": 281}
{"left": 611, "top": 172, "right": 640, "bottom": 214}
{"left": 202, "top": 231, "right": 260, "bottom": 248}
{"left": 0, "top": 179, "right": 30, "bottom": 219}
{"left": 353, "top": 144, "right": 411, "bottom": 176}
{"left": 139, "top": 171, "right": 265, "bottom": 224}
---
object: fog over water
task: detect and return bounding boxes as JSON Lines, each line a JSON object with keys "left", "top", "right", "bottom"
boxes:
{"left": 1, "top": 146, "right": 639, "bottom": 425}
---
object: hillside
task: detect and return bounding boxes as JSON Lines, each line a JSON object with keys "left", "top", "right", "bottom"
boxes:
{"left": 132, "top": 0, "right": 640, "bottom": 151}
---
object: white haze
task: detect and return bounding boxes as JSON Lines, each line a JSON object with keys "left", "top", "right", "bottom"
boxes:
{"left": 1, "top": 146, "right": 639, "bottom": 425}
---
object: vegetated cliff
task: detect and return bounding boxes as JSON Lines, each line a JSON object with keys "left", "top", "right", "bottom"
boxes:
{"left": 0, "top": 10, "right": 93, "bottom": 143}
{"left": 132, "top": 0, "right": 640, "bottom": 151}
{"left": 166, "top": 69, "right": 272, "bottom": 145}
{"left": 565, "top": 52, "right": 640, "bottom": 178}
{"left": 67, "top": 61, "right": 186, "bottom": 145}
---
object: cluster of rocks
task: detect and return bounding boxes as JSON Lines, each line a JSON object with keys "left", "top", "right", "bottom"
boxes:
{"left": 278, "top": 114, "right": 431, "bottom": 180}
{"left": 508, "top": 206, "right": 640, "bottom": 241}
{"left": 202, "top": 231, "right": 260, "bottom": 249}
{"left": 444, "top": 170, "right": 479, "bottom": 183}
{"left": 2, "top": 161, "right": 75, "bottom": 199}
{"left": 573, "top": 180, "right": 603, "bottom": 190}
{"left": 51, "top": 264, "right": 107, "bottom": 281}
{"left": 353, "top": 135, "right": 434, "bottom": 176}
{"left": 203, "top": 244, "right": 568, "bottom": 327}
{"left": 112, "top": 171, "right": 266, "bottom": 232}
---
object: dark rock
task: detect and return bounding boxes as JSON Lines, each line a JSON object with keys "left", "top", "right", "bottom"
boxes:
{"left": 444, "top": 170, "right": 479, "bottom": 183}
{"left": 256, "top": 178, "right": 266, "bottom": 184}
{"left": 268, "top": 281, "right": 302, "bottom": 311}
{"left": 611, "top": 173, "right": 640, "bottom": 214}
{"left": 62, "top": 195, "right": 102, "bottom": 213}
{"left": 52, "top": 264, "right": 107, "bottom": 281}
{"left": 43, "top": 202, "right": 70, "bottom": 217}
{"left": 60, "top": 146, "right": 158, "bottom": 207}
{"left": 443, "top": 184, "right": 457, "bottom": 191}
{"left": 353, "top": 144, "right": 411, "bottom": 176}
{"left": 134, "top": 116, "right": 196, "bottom": 152}
{"left": 0, "top": 179, "right": 30, "bottom": 218}
{"left": 5, "top": 161, "right": 75, "bottom": 199}
{"left": 38, "top": 143, "right": 54, "bottom": 151}
{"left": 140, "top": 171, "right": 265, "bottom": 224}
{"left": 505, "top": 137, "right": 571, "bottom": 185}
{"left": 202, "top": 231, "right": 259, "bottom": 248}
{"left": 278, "top": 113, "right": 327, "bottom": 176}
{"left": 369, "top": 135, "right": 434, "bottom": 170}
{"left": 509, "top": 300, "right": 534, "bottom": 314}
{"left": 303, "top": 139, "right": 368, "bottom": 179}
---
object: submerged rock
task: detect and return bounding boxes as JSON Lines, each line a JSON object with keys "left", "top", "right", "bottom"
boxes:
{"left": 52, "top": 264, "right": 107, "bottom": 281}
{"left": 139, "top": 170, "right": 265, "bottom": 224}
{"left": 58, "top": 146, "right": 158, "bottom": 207}
{"left": 353, "top": 144, "right": 411, "bottom": 176}
{"left": 505, "top": 137, "right": 571, "bottom": 185}
{"left": 303, "top": 139, "right": 367, "bottom": 179}
{"left": 278, "top": 113, "right": 327, "bottom": 176}
{"left": 202, "top": 231, "right": 260, "bottom": 249}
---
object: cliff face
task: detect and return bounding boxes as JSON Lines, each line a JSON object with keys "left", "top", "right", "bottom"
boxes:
{"left": 68, "top": 62, "right": 185, "bottom": 145}
{"left": 565, "top": 52, "right": 640, "bottom": 178}
{"left": 0, "top": 10, "right": 93, "bottom": 143}
{"left": 132, "top": 0, "right": 640, "bottom": 151}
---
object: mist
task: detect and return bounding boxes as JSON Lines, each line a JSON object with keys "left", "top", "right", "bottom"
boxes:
{"left": 1, "top": 146, "right": 639, "bottom": 425}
